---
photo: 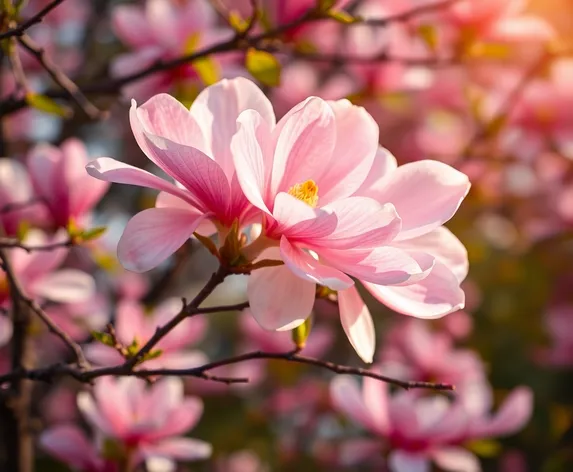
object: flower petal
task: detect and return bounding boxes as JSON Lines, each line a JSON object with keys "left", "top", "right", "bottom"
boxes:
{"left": 364, "top": 260, "right": 465, "bottom": 318}
{"left": 432, "top": 447, "right": 480, "bottom": 472}
{"left": 319, "top": 100, "right": 379, "bottom": 203}
{"left": 142, "top": 437, "right": 212, "bottom": 461}
{"left": 372, "top": 160, "right": 470, "bottom": 240}
{"left": 33, "top": 269, "right": 95, "bottom": 303}
{"left": 338, "top": 286, "right": 375, "bottom": 363}
{"left": 388, "top": 451, "right": 430, "bottom": 472}
{"left": 39, "top": 425, "right": 99, "bottom": 470}
{"left": 86, "top": 157, "right": 197, "bottom": 207}
{"left": 330, "top": 376, "right": 375, "bottom": 431}
{"left": 248, "top": 249, "right": 316, "bottom": 331}
{"left": 118, "top": 207, "right": 208, "bottom": 272}
{"left": 280, "top": 236, "right": 354, "bottom": 291}
{"left": 190, "top": 78, "right": 276, "bottom": 178}
{"left": 271, "top": 97, "right": 336, "bottom": 194}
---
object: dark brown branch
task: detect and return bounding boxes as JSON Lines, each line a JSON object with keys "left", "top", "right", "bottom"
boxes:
{"left": 0, "top": 237, "right": 73, "bottom": 252}
{"left": 17, "top": 33, "right": 107, "bottom": 120}
{"left": 195, "top": 301, "right": 250, "bottom": 314}
{"left": 0, "top": 348, "right": 455, "bottom": 391}
{"left": 0, "top": 0, "right": 67, "bottom": 40}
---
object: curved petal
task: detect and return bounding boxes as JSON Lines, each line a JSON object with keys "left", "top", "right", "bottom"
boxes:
{"left": 142, "top": 437, "right": 212, "bottom": 461}
{"left": 33, "top": 269, "right": 95, "bottom": 303}
{"left": 231, "top": 109, "right": 273, "bottom": 214}
{"left": 364, "top": 260, "right": 465, "bottom": 318}
{"left": 393, "top": 227, "right": 468, "bottom": 282}
{"left": 362, "top": 376, "right": 391, "bottom": 435}
{"left": 248, "top": 249, "right": 316, "bottom": 331}
{"left": 39, "top": 425, "right": 98, "bottom": 470}
{"left": 280, "top": 237, "right": 354, "bottom": 291}
{"left": 319, "top": 100, "right": 379, "bottom": 203}
{"left": 432, "top": 447, "right": 480, "bottom": 472}
{"left": 112, "top": 5, "right": 153, "bottom": 48}
{"left": 356, "top": 147, "right": 398, "bottom": 197}
{"left": 271, "top": 97, "right": 336, "bottom": 194}
{"left": 372, "top": 160, "right": 470, "bottom": 240}
{"left": 155, "top": 192, "right": 216, "bottom": 236}
{"left": 190, "top": 77, "right": 276, "bottom": 178}
{"left": 118, "top": 208, "right": 208, "bottom": 272}
{"left": 338, "top": 286, "right": 375, "bottom": 363}
{"left": 388, "top": 451, "right": 430, "bottom": 472}
{"left": 330, "top": 376, "right": 374, "bottom": 431}
{"left": 86, "top": 157, "right": 197, "bottom": 207}
{"left": 139, "top": 132, "right": 230, "bottom": 218}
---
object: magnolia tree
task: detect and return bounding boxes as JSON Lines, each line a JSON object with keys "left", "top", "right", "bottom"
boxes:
{"left": 0, "top": 0, "right": 571, "bottom": 471}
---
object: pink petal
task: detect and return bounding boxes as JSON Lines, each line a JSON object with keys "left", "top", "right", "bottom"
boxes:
{"left": 150, "top": 397, "right": 204, "bottom": 440}
{"left": 322, "top": 246, "right": 433, "bottom": 286}
{"left": 490, "top": 16, "right": 555, "bottom": 43}
{"left": 272, "top": 192, "right": 338, "bottom": 241}
{"left": 32, "top": 269, "right": 95, "bottom": 303}
{"left": 86, "top": 157, "right": 198, "bottom": 207}
{"left": 339, "top": 439, "right": 382, "bottom": 466}
{"left": 319, "top": 100, "right": 379, "bottom": 203}
{"left": 330, "top": 377, "right": 375, "bottom": 431}
{"left": 271, "top": 97, "right": 336, "bottom": 195}
{"left": 362, "top": 377, "right": 391, "bottom": 435}
{"left": 39, "top": 425, "right": 99, "bottom": 470}
{"left": 373, "top": 160, "right": 470, "bottom": 240}
{"left": 112, "top": 5, "right": 153, "bottom": 47}
{"left": 156, "top": 192, "right": 217, "bottom": 236}
{"left": 388, "top": 451, "right": 430, "bottom": 472}
{"left": 338, "top": 286, "right": 375, "bottom": 363}
{"left": 317, "top": 198, "right": 401, "bottom": 249}
{"left": 248, "top": 249, "right": 316, "bottom": 331}
{"left": 115, "top": 300, "right": 147, "bottom": 344}
{"left": 118, "top": 207, "right": 208, "bottom": 272}
{"left": 84, "top": 343, "right": 124, "bottom": 366}
{"left": 364, "top": 260, "right": 465, "bottom": 318}
{"left": 393, "top": 227, "right": 468, "bottom": 282}
{"left": 231, "top": 109, "right": 273, "bottom": 213}
{"left": 280, "top": 236, "right": 354, "bottom": 291}
{"left": 140, "top": 132, "right": 231, "bottom": 218}
{"left": 191, "top": 77, "right": 276, "bottom": 178}
{"left": 471, "top": 387, "right": 533, "bottom": 438}
{"left": 111, "top": 49, "right": 168, "bottom": 101}
{"left": 432, "top": 448, "right": 480, "bottom": 472}
{"left": 142, "top": 437, "right": 212, "bottom": 461}
{"left": 130, "top": 94, "right": 206, "bottom": 154}
{"left": 356, "top": 147, "right": 398, "bottom": 197}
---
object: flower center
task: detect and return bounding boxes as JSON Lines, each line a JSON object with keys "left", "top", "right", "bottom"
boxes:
{"left": 288, "top": 180, "right": 319, "bottom": 208}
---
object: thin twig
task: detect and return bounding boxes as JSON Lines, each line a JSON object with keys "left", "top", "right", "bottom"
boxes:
{"left": 0, "top": 0, "right": 67, "bottom": 40}
{"left": 195, "top": 301, "right": 250, "bottom": 314}
{"left": 17, "top": 33, "right": 106, "bottom": 119}
{"left": 0, "top": 237, "right": 73, "bottom": 252}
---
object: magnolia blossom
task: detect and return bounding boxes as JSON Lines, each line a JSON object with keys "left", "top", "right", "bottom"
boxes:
{"left": 43, "top": 377, "right": 212, "bottom": 470}
{"left": 331, "top": 376, "right": 533, "bottom": 472}
{"left": 28, "top": 138, "right": 110, "bottom": 229}
{"left": 111, "top": 0, "right": 234, "bottom": 100}
{"left": 85, "top": 297, "right": 207, "bottom": 369}
{"left": 0, "top": 159, "right": 47, "bottom": 236}
{"left": 86, "top": 78, "right": 269, "bottom": 272}
{"left": 0, "top": 230, "right": 95, "bottom": 308}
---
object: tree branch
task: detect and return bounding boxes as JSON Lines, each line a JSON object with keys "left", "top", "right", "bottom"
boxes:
{"left": 0, "top": 0, "right": 67, "bottom": 40}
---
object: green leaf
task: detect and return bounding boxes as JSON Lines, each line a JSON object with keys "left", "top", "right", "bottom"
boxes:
{"left": 92, "top": 331, "right": 115, "bottom": 347}
{"left": 229, "top": 10, "right": 249, "bottom": 33}
{"left": 466, "top": 439, "right": 502, "bottom": 458}
{"left": 184, "top": 33, "right": 220, "bottom": 86}
{"left": 326, "top": 10, "right": 359, "bottom": 24}
{"left": 245, "top": 48, "right": 282, "bottom": 87}
{"left": 26, "top": 93, "right": 71, "bottom": 118}
{"left": 193, "top": 232, "right": 220, "bottom": 259}
{"left": 292, "top": 317, "right": 313, "bottom": 349}
{"left": 142, "top": 349, "right": 163, "bottom": 362}
{"left": 79, "top": 226, "right": 107, "bottom": 242}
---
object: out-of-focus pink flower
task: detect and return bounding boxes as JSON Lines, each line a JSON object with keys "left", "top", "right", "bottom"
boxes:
{"left": 40, "top": 424, "right": 118, "bottom": 472}
{"left": 215, "top": 449, "right": 269, "bottom": 472}
{"left": 331, "top": 375, "right": 533, "bottom": 472}
{"left": 0, "top": 159, "right": 47, "bottom": 236}
{"left": 86, "top": 78, "right": 269, "bottom": 272}
{"left": 27, "top": 138, "right": 110, "bottom": 229}
{"left": 41, "top": 386, "right": 79, "bottom": 426}
{"left": 85, "top": 297, "right": 207, "bottom": 369}
{"left": 538, "top": 305, "right": 573, "bottom": 367}
{"left": 379, "top": 319, "right": 484, "bottom": 389}
{"left": 0, "top": 230, "right": 95, "bottom": 307}
{"left": 77, "top": 377, "right": 212, "bottom": 469}
{"left": 111, "top": 0, "right": 234, "bottom": 100}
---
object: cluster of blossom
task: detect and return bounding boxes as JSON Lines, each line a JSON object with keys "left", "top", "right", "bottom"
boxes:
{"left": 0, "top": 0, "right": 571, "bottom": 471}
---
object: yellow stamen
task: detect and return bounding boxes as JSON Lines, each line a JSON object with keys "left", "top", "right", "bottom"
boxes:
{"left": 288, "top": 180, "right": 319, "bottom": 208}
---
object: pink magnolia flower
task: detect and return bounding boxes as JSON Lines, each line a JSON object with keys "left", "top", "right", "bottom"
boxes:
{"left": 111, "top": 0, "right": 235, "bottom": 100}
{"left": 85, "top": 297, "right": 207, "bottom": 369}
{"left": 27, "top": 138, "right": 110, "bottom": 229}
{"left": 0, "top": 230, "right": 95, "bottom": 308}
{"left": 76, "top": 377, "right": 211, "bottom": 469}
{"left": 331, "top": 375, "right": 533, "bottom": 472}
{"left": 41, "top": 424, "right": 118, "bottom": 472}
{"left": 0, "top": 159, "right": 47, "bottom": 236}
{"left": 86, "top": 78, "right": 269, "bottom": 272}
{"left": 379, "top": 319, "right": 484, "bottom": 389}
